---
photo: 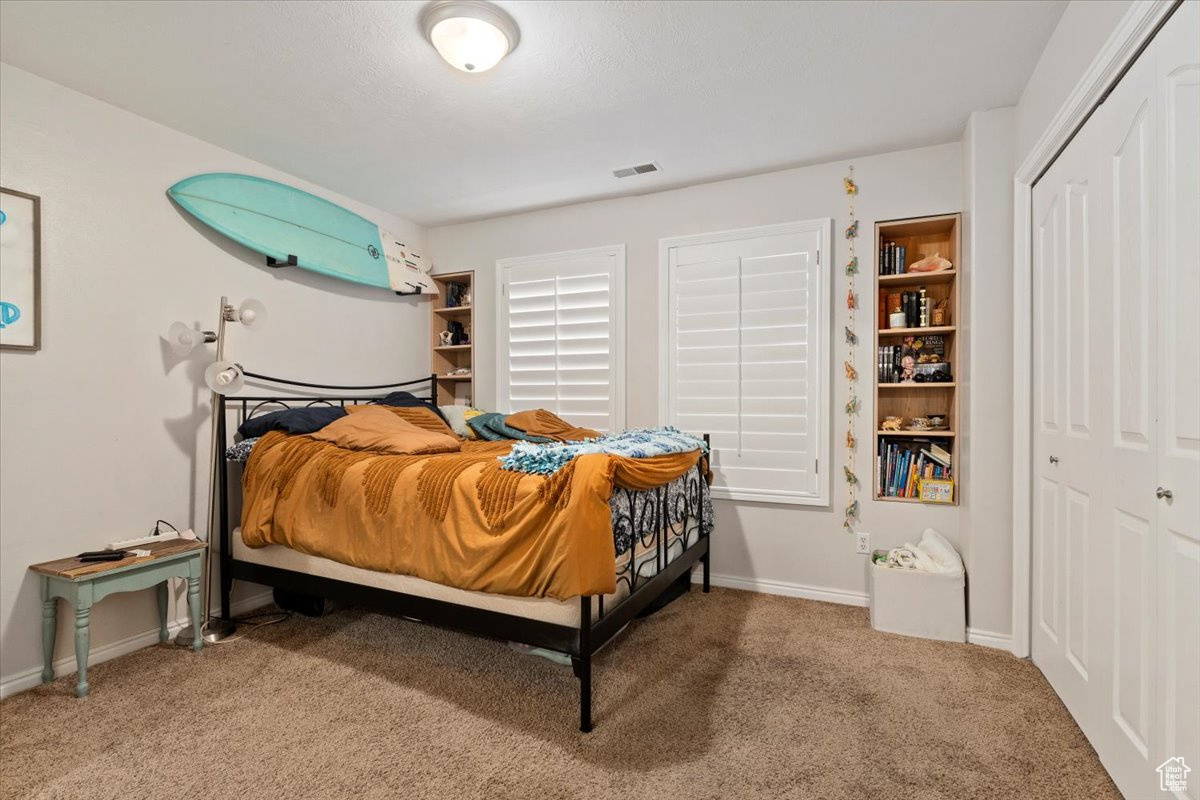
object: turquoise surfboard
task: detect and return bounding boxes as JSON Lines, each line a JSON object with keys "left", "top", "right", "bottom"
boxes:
{"left": 168, "top": 173, "right": 433, "bottom": 294}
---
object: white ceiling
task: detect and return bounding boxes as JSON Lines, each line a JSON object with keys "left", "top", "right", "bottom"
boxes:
{"left": 0, "top": 0, "right": 1065, "bottom": 226}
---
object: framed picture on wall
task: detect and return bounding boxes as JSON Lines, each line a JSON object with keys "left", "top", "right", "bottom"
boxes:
{"left": 0, "top": 187, "right": 41, "bottom": 352}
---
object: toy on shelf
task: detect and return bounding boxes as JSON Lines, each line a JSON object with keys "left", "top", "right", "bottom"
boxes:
{"left": 907, "top": 252, "right": 952, "bottom": 273}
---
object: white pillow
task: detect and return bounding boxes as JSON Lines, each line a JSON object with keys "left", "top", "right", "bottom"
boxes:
{"left": 439, "top": 405, "right": 481, "bottom": 439}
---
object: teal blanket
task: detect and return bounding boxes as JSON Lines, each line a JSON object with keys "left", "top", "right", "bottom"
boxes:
{"left": 466, "top": 412, "right": 553, "bottom": 443}
{"left": 500, "top": 427, "right": 707, "bottom": 475}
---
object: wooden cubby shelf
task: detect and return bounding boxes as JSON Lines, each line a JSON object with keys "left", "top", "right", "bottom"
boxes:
{"left": 879, "top": 325, "right": 956, "bottom": 336}
{"left": 879, "top": 383, "right": 956, "bottom": 390}
{"left": 873, "top": 213, "right": 961, "bottom": 505}
{"left": 430, "top": 272, "right": 475, "bottom": 406}
{"left": 878, "top": 270, "right": 958, "bottom": 288}
{"left": 875, "top": 430, "right": 956, "bottom": 438}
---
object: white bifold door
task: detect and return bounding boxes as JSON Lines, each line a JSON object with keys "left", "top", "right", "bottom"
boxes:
{"left": 1031, "top": 4, "right": 1199, "bottom": 798}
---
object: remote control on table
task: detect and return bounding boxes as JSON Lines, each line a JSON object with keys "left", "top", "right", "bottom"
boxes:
{"left": 77, "top": 550, "right": 130, "bottom": 563}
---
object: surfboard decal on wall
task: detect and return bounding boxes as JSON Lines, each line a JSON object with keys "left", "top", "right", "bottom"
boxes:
{"left": 167, "top": 173, "right": 433, "bottom": 294}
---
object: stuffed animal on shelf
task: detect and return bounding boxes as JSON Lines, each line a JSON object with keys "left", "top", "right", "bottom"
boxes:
{"left": 881, "top": 416, "right": 903, "bottom": 431}
{"left": 438, "top": 330, "right": 454, "bottom": 346}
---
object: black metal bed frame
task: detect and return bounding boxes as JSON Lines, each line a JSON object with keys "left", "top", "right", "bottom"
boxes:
{"left": 214, "top": 372, "right": 710, "bottom": 732}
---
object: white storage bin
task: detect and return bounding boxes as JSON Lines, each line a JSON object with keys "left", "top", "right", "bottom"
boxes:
{"left": 869, "top": 556, "right": 966, "bottom": 643}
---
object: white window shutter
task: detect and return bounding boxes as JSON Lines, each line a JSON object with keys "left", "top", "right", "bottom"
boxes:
{"left": 662, "top": 222, "right": 830, "bottom": 506}
{"left": 498, "top": 246, "right": 625, "bottom": 432}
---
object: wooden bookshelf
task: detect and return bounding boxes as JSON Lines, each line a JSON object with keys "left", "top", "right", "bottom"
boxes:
{"left": 879, "top": 383, "right": 956, "bottom": 390}
{"left": 879, "top": 325, "right": 956, "bottom": 336}
{"left": 430, "top": 271, "right": 474, "bottom": 406}
{"left": 433, "top": 305, "right": 473, "bottom": 317}
{"left": 873, "top": 213, "right": 961, "bottom": 504}
{"left": 878, "top": 270, "right": 958, "bottom": 288}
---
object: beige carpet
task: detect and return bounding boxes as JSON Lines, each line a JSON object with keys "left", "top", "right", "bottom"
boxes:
{"left": 1, "top": 588, "right": 1117, "bottom": 800}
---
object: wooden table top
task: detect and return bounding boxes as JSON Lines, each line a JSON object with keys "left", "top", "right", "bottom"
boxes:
{"left": 30, "top": 538, "right": 207, "bottom": 580}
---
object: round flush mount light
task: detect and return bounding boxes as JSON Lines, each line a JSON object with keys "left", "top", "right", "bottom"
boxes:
{"left": 421, "top": 1, "right": 520, "bottom": 73}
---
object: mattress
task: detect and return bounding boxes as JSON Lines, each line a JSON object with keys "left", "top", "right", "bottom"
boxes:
{"left": 233, "top": 523, "right": 697, "bottom": 627}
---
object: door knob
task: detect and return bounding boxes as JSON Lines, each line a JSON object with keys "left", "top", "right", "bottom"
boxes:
{"left": 1156, "top": 487, "right": 1173, "bottom": 500}
{"left": 1049, "top": 455, "right": 1059, "bottom": 464}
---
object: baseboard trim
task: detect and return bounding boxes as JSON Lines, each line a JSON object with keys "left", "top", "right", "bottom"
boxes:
{"left": 967, "top": 627, "right": 1013, "bottom": 652}
{"left": 693, "top": 572, "right": 1015, "bottom": 653}
{"left": 692, "top": 570, "right": 870, "bottom": 607}
{"left": 0, "top": 590, "right": 273, "bottom": 699}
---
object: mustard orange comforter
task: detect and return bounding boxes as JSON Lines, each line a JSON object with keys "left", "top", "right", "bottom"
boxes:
{"left": 240, "top": 432, "right": 704, "bottom": 599}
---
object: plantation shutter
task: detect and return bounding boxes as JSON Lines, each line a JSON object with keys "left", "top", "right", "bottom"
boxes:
{"left": 663, "top": 222, "right": 828, "bottom": 505}
{"left": 498, "top": 246, "right": 625, "bottom": 433}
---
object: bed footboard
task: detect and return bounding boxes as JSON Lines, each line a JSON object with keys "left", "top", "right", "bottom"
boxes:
{"left": 574, "top": 435, "right": 711, "bottom": 731}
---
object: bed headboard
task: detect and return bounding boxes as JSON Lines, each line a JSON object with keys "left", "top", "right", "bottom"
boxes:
{"left": 214, "top": 371, "right": 438, "bottom": 615}
{"left": 220, "top": 370, "right": 439, "bottom": 442}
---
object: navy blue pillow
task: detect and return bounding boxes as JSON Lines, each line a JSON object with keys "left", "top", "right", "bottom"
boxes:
{"left": 237, "top": 406, "right": 347, "bottom": 439}
{"left": 377, "top": 391, "right": 450, "bottom": 424}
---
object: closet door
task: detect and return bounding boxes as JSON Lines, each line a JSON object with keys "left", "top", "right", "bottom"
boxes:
{"left": 1154, "top": 3, "right": 1200, "bottom": 795}
{"left": 1031, "top": 114, "right": 1104, "bottom": 732}
{"left": 1090, "top": 41, "right": 1161, "bottom": 798}
{"left": 1032, "top": 5, "right": 1199, "bottom": 797}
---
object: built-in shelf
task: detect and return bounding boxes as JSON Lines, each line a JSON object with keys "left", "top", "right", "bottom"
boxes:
{"left": 875, "top": 430, "right": 956, "bottom": 438}
{"left": 431, "top": 273, "right": 474, "bottom": 405}
{"left": 874, "top": 212, "right": 961, "bottom": 505}
{"left": 878, "top": 325, "right": 956, "bottom": 336}
{"left": 878, "top": 270, "right": 957, "bottom": 288}
{"left": 878, "top": 382, "right": 956, "bottom": 389}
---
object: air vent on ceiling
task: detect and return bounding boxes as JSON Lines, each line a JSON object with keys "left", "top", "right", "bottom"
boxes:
{"left": 613, "top": 162, "right": 661, "bottom": 179}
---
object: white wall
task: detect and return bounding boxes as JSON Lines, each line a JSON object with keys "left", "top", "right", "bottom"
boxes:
{"left": 429, "top": 143, "right": 996, "bottom": 614}
{"left": 1015, "top": 0, "right": 1134, "bottom": 165}
{"left": 960, "top": 107, "right": 1017, "bottom": 639}
{"left": 0, "top": 65, "right": 428, "bottom": 692}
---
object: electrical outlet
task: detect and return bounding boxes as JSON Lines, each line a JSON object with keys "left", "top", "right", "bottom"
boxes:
{"left": 855, "top": 532, "right": 871, "bottom": 555}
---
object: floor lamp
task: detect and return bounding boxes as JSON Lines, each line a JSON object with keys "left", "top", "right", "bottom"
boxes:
{"left": 166, "top": 295, "right": 265, "bottom": 645}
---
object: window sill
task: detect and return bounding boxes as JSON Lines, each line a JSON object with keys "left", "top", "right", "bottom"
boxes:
{"left": 710, "top": 487, "right": 830, "bottom": 507}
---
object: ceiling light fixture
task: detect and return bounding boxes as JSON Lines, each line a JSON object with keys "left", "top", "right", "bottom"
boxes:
{"left": 421, "top": 1, "right": 520, "bottom": 73}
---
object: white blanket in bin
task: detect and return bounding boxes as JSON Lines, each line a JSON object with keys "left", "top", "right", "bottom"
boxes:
{"left": 885, "top": 528, "right": 963, "bottom": 574}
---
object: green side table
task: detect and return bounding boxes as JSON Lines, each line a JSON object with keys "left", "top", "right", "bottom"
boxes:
{"left": 30, "top": 539, "right": 207, "bottom": 697}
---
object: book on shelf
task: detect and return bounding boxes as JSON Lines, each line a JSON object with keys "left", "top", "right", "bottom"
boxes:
{"left": 878, "top": 241, "right": 907, "bottom": 275}
{"left": 877, "top": 437, "right": 953, "bottom": 499}
{"left": 876, "top": 336, "right": 949, "bottom": 384}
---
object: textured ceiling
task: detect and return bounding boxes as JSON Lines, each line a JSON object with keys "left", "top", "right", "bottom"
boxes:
{"left": 0, "top": 0, "right": 1065, "bottom": 226}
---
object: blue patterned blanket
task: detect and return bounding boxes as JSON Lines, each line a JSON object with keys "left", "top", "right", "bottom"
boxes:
{"left": 499, "top": 427, "right": 707, "bottom": 475}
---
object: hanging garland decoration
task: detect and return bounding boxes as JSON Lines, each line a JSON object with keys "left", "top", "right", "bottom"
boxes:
{"left": 842, "top": 167, "right": 860, "bottom": 529}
